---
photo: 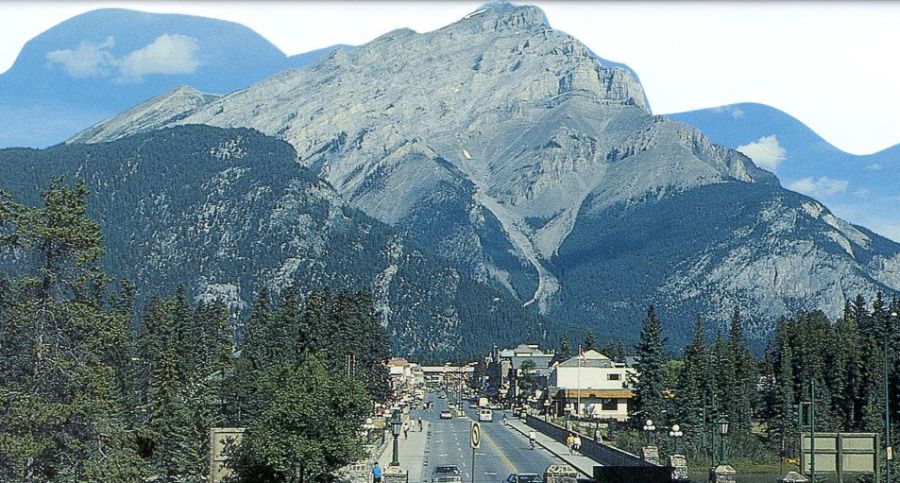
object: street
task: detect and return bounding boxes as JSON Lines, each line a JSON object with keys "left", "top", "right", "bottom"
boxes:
{"left": 413, "top": 395, "right": 570, "bottom": 483}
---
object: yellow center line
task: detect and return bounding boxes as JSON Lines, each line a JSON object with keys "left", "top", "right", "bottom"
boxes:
{"left": 479, "top": 424, "right": 518, "bottom": 475}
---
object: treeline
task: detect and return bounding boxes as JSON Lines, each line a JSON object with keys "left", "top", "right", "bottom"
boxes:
{"left": 0, "top": 180, "right": 390, "bottom": 481}
{"left": 625, "top": 296, "right": 900, "bottom": 464}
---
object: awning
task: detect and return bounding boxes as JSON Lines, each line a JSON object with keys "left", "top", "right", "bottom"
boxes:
{"left": 556, "top": 389, "right": 634, "bottom": 399}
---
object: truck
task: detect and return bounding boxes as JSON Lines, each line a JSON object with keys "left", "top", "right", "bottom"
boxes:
{"left": 478, "top": 397, "right": 489, "bottom": 408}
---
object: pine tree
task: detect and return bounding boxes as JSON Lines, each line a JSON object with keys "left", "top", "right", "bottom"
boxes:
{"left": 631, "top": 306, "right": 667, "bottom": 426}
{"left": 583, "top": 331, "right": 596, "bottom": 352}
{"left": 675, "top": 318, "right": 709, "bottom": 432}
{"left": 723, "top": 307, "right": 756, "bottom": 433}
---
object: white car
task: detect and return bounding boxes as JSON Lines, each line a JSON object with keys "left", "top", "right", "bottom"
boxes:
{"left": 440, "top": 410, "right": 453, "bottom": 419}
{"left": 479, "top": 409, "right": 493, "bottom": 422}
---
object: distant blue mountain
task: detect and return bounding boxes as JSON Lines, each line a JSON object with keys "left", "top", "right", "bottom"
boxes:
{"left": 670, "top": 103, "right": 900, "bottom": 241}
{"left": 0, "top": 8, "right": 348, "bottom": 148}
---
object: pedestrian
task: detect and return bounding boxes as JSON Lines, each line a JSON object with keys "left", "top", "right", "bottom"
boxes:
{"left": 573, "top": 434, "right": 582, "bottom": 455}
{"left": 372, "top": 462, "right": 383, "bottom": 483}
{"left": 565, "top": 433, "right": 574, "bottom": 455}
{"left": 418, "top": 417, "right": 423, "bottom": 432}
{"left": 528, "top": 430, "right": 536, "bottom": 449}
{"left": 403, "top": 422, "right": 409, "bottom": 439}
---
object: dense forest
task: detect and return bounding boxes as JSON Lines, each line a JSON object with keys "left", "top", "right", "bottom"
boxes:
{"left": 623, "top": 297, "right": 900, "bottom": 473}
{"left": 0, "top": 180, "right": 391, "bottom": 481}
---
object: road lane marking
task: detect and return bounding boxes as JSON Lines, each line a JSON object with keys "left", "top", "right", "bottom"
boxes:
{"left": 480, "top": 426, "right": 518, "bottom": 474}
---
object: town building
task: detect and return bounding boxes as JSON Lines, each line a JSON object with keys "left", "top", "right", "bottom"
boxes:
{"left": 486, "top": 343, "right": 555, "bottom": 404}
{"left": 546, "top": 349, "right": 636, "bottom": 422}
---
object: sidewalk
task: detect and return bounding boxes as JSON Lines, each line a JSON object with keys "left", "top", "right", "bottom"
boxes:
{"left": 377, "top": 418, "right": 430, "bottom": 483}
{"left": 504, "top": 417, "right": 600, "bottom": 477}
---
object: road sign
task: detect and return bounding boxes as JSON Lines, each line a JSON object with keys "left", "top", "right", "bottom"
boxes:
{"left": 470, "top": 422, "right": 481, "bottom": 448}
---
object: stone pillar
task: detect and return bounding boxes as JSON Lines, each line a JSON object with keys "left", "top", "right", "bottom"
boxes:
{"left": 776, "top": 471, "right": 809, "bottom": 483}
{"left": 708, "top": 464, "right": 736, "bottom": 483}
{"left": 641, "top": 446, "right": 660, "bottom": 466}
{"left": 668, "top": 454, "right": 688, "bottom": 482}
{"left": 383, "top": 464, "right": 408, "bottom": 483}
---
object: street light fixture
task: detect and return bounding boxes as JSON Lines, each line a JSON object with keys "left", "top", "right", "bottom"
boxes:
{"left": 592, "top": 407, "right": 603, "bottom": 442}
{"left": 716, "top": 417, "right": 729, "bottom": 465}
{"left": 643, "top": 418, "right": 656, "bottom": 446}
{"left": 390, "top": 410, "right": 402, "bottom": 467}
{"left": 669, "top": 424, "right": 684, "bottom": 454}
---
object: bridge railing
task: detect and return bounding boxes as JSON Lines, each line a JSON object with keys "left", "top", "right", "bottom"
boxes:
{"left": 524, "top": 415, "right": 656, "bottom": 468}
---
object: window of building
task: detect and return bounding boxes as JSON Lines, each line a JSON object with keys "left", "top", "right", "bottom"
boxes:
{"left": 607, "top": 373, "right": 621, "bottom": 381}
{"left": 601, "top": 399, "right": 617, "bottom": 411}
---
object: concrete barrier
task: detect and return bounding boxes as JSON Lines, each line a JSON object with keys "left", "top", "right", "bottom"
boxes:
{"left": 525, "top": 415, "right": 655, "bottom": 467}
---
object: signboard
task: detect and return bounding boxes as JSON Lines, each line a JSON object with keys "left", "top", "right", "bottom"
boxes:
{"left": 470, "top": 422, "right": 481, "bottom": 448}
{"left": 800, "top": 432, "right": 878, "bottom": 478}
{"left": 209, "top": 427, "right": 246, "bottom": 483}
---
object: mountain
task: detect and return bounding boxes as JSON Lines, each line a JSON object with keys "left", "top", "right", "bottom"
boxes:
{"left": 67, "top": 1, "right": 900, "bottom": 348}
{"left": 0, "top": 125, "right": 550, "bottom": 359}
{"left": 669, "top": 103, "right": 900, "bottom": 242}
{"left": 0, "top": 8, "right": 348, "bottom": 149}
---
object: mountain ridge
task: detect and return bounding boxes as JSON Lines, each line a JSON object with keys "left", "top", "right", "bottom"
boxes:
{"left": 61, "top": 1, "right": 900, "bottom": 346}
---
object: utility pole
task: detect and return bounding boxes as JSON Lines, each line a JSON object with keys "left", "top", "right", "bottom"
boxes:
{"left": 886, "top": 311, "right": 897, "bottom": 483}
{"left": 811, "top": 378, "right": 816, "bottom": 482}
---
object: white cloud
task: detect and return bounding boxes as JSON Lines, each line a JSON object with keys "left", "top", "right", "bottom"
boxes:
{"left": 45, "top": 36, "right": 115, "bottom": 78}
{"left": 45, "top": 34, "right": 200, "bottom": 82}
{"left": 729, "top": 107, "right": 744, "bottom": 119}
{"left": 865, "top": 163, "right": 882, "bottom": 171}
{"left": 736, "top": 135, "right": 786, "bottom": 171}
{"left": 116, "top": 34, "right": 201, "bottom": 82}
{"left": 788, "top": 177, "right": 849, "bottom": 198}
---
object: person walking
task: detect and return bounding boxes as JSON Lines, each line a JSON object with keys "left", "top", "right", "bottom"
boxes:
{"left": 565, "top": 433, "right": 575, "bottom": 455}
{"left": 418, "top": 417, "right": 423, "bottom": 432}
{"left": 403, "top": 421, "right": 409, "bottom": 440}
{"left": 528, "top": 430, "right": 536, "bottom": 449}
{"left": 372, "top": 462, "right": 383, "bottom": 483}
{"left": 573, "top": 434, "right": 582, "bottom": 456}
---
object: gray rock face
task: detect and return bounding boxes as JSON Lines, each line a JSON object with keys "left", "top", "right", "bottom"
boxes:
{"left": 69, "top": 1, "right": 900, "bottom": 345}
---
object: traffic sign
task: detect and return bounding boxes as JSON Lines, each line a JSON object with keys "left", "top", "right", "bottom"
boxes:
{"left": 470, "top": 422, "right": 481, "bottom": 448}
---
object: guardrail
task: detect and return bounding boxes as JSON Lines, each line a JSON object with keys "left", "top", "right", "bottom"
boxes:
{"left": 525, "top": 415, "right": 655, "bottom": 468}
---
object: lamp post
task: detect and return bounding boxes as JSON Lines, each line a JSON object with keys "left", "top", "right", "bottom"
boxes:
{"left": 716, "top": 417, "right": 729, "bottom": 465}
{"left": 669, "top": 424, "right": 684, "bottom": 454}
{"left": 643, "top": 418, "right": 656, "bottom": 447}
{"left": 888, "top": 311, "right": 898, "bottom": 483}
{"left": 390, "top": 410, "right": 402, "bottom": 466}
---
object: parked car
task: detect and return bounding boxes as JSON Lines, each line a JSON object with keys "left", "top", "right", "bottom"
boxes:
{"left": 440, "top": 410, "right": 453, "bottom": 419}
{"left": 432, "top": 465, "right": 462, "bottom": 483}
{"left": 507, "top": 474, "right": 543, "bottom": 483}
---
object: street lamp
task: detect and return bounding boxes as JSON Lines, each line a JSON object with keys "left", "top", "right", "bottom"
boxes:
{"left": 643, "top": 418, "right": 656, "bottom": 446}
{"left": 390, "top": 410, "right": 402, "bottom": 467}
{"left": 669, "top": 424, "right": 684, "bottom": 454}
{"left": 888, "top": 311, "right": 898, "bottom": 483}
{"left": 592, "top": 407, "right": 603, "bottom": 442}
{"left": 716, "top": 417, "right": 729, "bottom": 465}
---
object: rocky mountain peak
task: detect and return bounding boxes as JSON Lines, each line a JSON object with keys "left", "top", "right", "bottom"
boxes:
{"left": 450, "top": 1, "right": 550, "bottom": 33}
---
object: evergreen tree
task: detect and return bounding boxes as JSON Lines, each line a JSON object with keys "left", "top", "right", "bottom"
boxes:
{"left": 630, "top": 306, "right": 667, "bottom": 426}
{"left": 675, "top": 318, "right": 709, "bottom": 431}
{"left": 233, "top": 355, "right": 370, "bottom": 483}
{"left": 723, "top": 307, "right": 756, "bottom": 433}
{"left": 583, "top": 331, "right": 596, "bottom": 352}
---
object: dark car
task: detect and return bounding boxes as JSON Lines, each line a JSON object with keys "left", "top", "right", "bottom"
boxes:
{"left": 433, "top": 465, "right": 462, "bottom": 483}
{"left": 507, "top": 474, "right": 543, "bottom": 483}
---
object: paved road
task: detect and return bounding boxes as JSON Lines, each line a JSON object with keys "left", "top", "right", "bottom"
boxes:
{"left": 416, "top": 395, "right": 565, "bottom": 483}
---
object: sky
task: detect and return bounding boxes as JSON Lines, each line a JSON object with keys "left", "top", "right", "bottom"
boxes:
{"left": 1, "top": 1, "right": 898, "bottom": 155}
